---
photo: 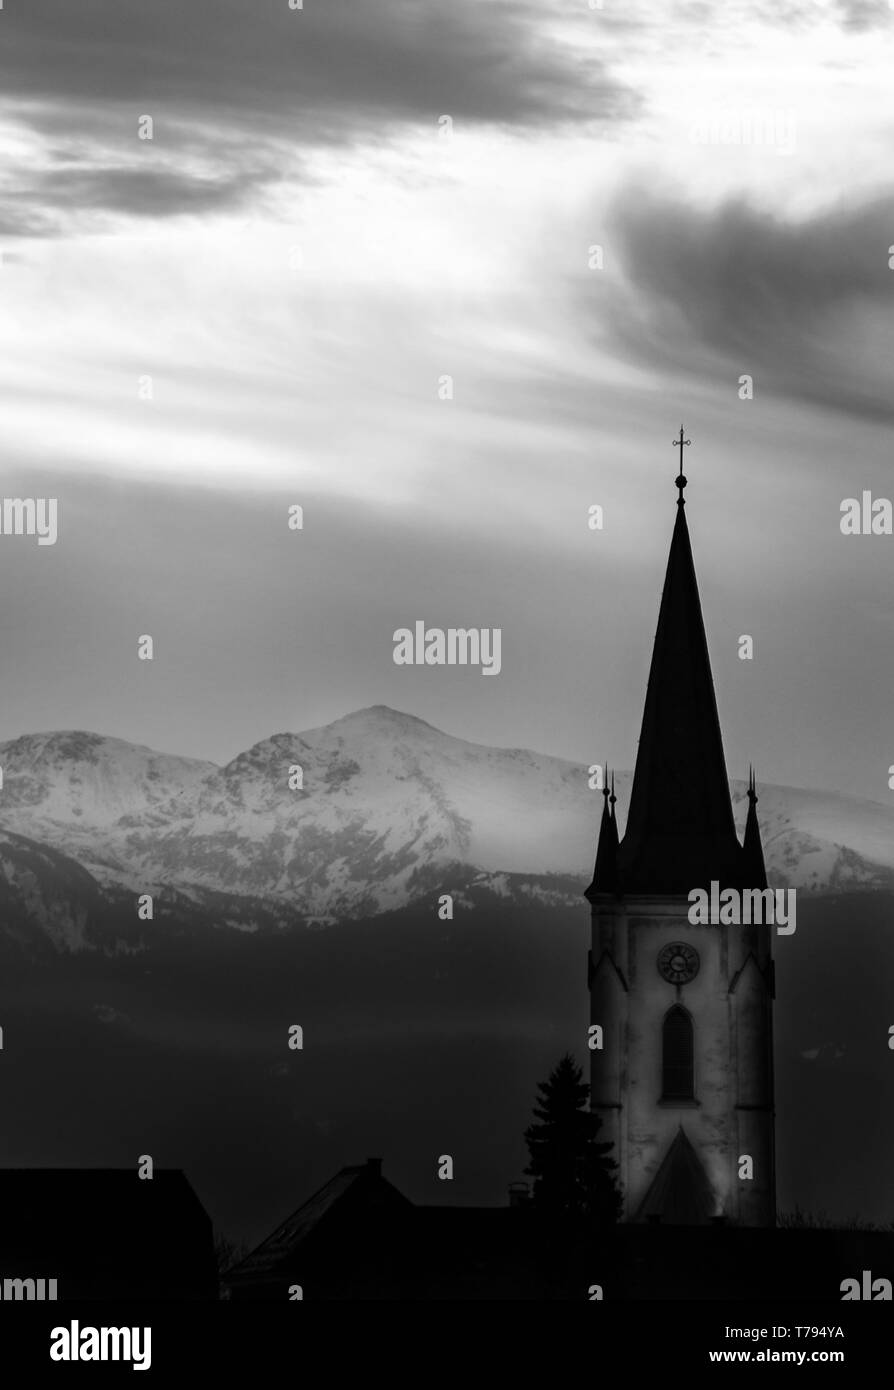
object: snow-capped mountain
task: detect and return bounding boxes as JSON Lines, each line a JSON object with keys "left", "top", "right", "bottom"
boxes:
{"left": 0, "top": 730, "right": 214, "bottom": 824}
{"left": 0, "top": 730, "right": 214, "bottom": 882}
{"left": 1, "top": 705, "right": 893, "bottom": 932}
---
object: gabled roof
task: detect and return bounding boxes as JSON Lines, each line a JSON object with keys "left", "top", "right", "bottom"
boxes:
{"left": 618, "top": 495, "right": 751, "bottom": 893}
{"left": 635, "top": 1128, "right": 715, "bottom": 1225}
{"left": 0, "top": 1167, "right": 215, "bottom": 1297}
{"left": 226, "top": 1159, "right": 412, "bottom": 1282}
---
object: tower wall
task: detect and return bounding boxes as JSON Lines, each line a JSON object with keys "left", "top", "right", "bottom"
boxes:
{"left": 590, "top": 894, "right": 775, "bottom": 1226}
{"left": 732, "top": 951, "right": 776, "bottom": 1225}
{"left": 589, "top": 901, "right": 627, "bottom": 1194}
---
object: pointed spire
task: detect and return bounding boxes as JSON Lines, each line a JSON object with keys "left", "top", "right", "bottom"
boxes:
{"left": 743, "top": 766, "right": 767, "bottom": 889}
{"left": 585, "top": 764, "right": 620, "bottom": 900}
{"left": 618, "top": 453, "right": 745, "bottom": 893}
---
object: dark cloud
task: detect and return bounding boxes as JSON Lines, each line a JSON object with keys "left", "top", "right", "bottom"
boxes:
{"left": 0, "top": 123, "right": 286, "bottom": 232}
{"left": 601, "top": 187, "right": 894, "bottom": 423}
{"left": 0, "top": 0, "right": 637, "bottom": 227}
{"left": 0, "top": 0, "right": 636, "bottom": 134}
{"left": 0, "top": 209, "right": 57, "bottom": 238}
{"left": 0, "top": 108, "right": 295, "bottom": 229}
{"left": 17, "top": 164, "right": 279, "bottom": 222}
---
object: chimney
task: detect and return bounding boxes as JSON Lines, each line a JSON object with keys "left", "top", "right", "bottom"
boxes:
{"left": 365, "top": 1157, "right": 382, "bottom": 1179}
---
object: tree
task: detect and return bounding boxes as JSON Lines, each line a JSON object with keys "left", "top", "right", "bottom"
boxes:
{"left": 524, "top": 1052, "right": 621, "bottom": 1223}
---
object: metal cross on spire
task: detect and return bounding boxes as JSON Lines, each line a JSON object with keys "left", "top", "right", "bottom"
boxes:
{"left": 673, "top": 426, "right": 690, "bottom": 503}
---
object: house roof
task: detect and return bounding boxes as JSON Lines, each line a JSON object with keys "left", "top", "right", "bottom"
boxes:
{"left": 0, "top": 1167, "right": 212, "bottom": 1260}
{"left": 0, "top": 1166, "right": 206, "bottom": 1212}
{"left": 226, "top": 1159, "right": 412, "bottom": 1281}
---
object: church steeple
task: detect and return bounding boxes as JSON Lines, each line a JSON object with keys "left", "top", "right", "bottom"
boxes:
{"left": 586, "top": 435, "right": 775, "bottom": 1229}
{"left": 617, "top": 435, "right": 746, "bottom": 894}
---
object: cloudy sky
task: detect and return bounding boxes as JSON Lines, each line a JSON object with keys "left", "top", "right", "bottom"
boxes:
{"left": 1, "top": 0, "right": 893, "bottom": 802}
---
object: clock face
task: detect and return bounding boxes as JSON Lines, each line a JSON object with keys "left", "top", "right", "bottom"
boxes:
{"left": 657, "top": 941, "right": 700, "bottom": 985}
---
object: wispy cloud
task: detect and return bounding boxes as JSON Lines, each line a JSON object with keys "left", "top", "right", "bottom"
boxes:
{"left": 835, "top": 0, "right": 894, "bottom": 30}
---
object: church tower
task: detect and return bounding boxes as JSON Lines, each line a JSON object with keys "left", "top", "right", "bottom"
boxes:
{"left": 587, "top": 434, "right": 775, "bottom": 1227}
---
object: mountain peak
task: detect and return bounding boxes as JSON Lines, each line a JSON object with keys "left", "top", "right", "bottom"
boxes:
{"left": 329, "top": 705, "right": 442, "bottom": 732}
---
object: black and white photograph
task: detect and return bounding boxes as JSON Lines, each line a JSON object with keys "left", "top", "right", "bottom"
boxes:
{"left": 0, "top": 0, "right": 892, "bottom": 1370}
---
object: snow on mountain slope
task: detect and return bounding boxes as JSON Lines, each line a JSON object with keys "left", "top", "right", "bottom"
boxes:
{"left": 0, "top": 731, "right": 213, "bottom": 825}
{"left": 0, "top": 731, "right": 215, "bottom": 879}
{"left": 0, "top": 707, "right": 893, "bottom": 922}
{"left": 134, "top": 706, "right": 599, "bottom": 914}
{"left": 727, "top": 779, "right": 894, "bottom": 892}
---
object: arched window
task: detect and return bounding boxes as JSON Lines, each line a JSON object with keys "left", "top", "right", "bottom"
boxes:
{"left": 662, "top": 1005, "right": 694, "bottom": 1100}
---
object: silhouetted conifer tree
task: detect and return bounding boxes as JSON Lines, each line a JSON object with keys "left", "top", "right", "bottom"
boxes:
{"left": 524, "top": 1052, "right": 621, "bottom": 1223}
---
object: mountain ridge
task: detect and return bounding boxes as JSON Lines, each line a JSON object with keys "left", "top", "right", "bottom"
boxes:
{"left": 1, "top": 705, "right": 893, "bottom": 948}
